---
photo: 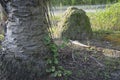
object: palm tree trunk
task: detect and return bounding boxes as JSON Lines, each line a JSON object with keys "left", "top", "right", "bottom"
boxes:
{"left": 0, "top": 0, "right": 51, "bottom": 80}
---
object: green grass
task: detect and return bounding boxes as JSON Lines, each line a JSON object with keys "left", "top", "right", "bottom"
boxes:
{"left": 87, "top": 2, "right": 120, "bottom": 31}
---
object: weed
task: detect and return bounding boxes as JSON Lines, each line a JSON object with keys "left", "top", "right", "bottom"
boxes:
{"left": 44, "top": 35, "right": 72, "bottom": 78}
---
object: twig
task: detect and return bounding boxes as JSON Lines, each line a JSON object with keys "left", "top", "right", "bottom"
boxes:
{"left": 90, "top": 56, "right": 105, "bottom": 67}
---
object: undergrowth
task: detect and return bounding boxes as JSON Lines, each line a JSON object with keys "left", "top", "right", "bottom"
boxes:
{"left": 44, "top": 35, "right": 72, "bottom": 78}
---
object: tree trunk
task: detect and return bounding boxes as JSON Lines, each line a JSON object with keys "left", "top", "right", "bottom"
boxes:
{"left": 0, "top": 0, "right": 51, "bottom": 80}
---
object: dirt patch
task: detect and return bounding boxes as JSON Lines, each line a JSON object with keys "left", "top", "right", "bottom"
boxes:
{"left": 54, "top": 38, "right": 120, "bottom": 80}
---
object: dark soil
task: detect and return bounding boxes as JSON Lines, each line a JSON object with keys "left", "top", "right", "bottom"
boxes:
{"left": 55, "top": 38, "right": 120, "bottom": 80}
{"left": 0, "top": 37, "right": 120, "bottom": 80}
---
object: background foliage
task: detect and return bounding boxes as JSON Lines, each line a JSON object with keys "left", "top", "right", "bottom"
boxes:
{"left": 88, "top": 2, "right": 120, "bottom": 31}
{"left": 51, "top": 0, "right": 119, "bottom": 6}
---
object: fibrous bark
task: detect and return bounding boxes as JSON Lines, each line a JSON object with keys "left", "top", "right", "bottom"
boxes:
{"left": 0, "top": 0, "right": 51, "bottom": 80}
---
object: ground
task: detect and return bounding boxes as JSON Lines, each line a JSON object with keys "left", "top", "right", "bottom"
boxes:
{"left": 0, "top": 28, "right": 120, "bottom": 80}
{"left": 0, "top": 33, "right": 120, "bottom": 80}
{"left": 54, "top": 34, "right": 120, "bottom": 80}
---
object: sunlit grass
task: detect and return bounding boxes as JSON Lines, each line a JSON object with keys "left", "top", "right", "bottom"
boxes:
{"left": 87, "top": 2, "right": 120, "bottom": 31}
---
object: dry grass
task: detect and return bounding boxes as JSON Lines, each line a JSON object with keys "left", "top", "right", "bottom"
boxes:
{"left": 103, "top": 34, "right": 120, "bottom": 45}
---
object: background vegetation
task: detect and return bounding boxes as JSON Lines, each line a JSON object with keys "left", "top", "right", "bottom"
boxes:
{"left": 51, "top": 0, "right": 119, "bottom": 6}
{"left": 88, "top": 2, "right": 120, "bottom": 31}
{"left": 51, "top": 2, "right": 120, "bottom": 41}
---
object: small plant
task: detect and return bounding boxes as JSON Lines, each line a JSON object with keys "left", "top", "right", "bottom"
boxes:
{"left": 44, "top": 35, "right": 72, "bottom": 78}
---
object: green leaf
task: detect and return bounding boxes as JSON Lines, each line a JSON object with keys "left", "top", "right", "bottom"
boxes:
{"left": 50, "top": 71, "right": 58, "bottom": 77}
{"left": 46, "top": 69, "right": 52, "bottom": 73}
{"left": 54, "top": 58, "right": 59, "bottom": 64}
{"left": 51, "top": 66, "right": 56, "bottom": 72}
{"left": 64, "top": 70, "right": 72, "bottom": 76}
{"left": 57, "top": 73, "right": 62, "bottom": 77}
{"left": 46, "top": 59, "right": 52, "bottom": 64}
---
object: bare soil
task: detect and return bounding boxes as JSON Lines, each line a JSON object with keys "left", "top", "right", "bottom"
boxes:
{"left": 55, "top": 38, "right": 120, "bottom": 80}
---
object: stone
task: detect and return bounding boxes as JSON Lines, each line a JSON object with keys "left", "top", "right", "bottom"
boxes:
{"left": 59, "top": 7, "right": 92, "bottom": 40}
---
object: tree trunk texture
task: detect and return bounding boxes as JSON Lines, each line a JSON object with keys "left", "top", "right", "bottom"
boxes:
{"left": 0, "top": 0, "right": 51, "bottom": 80}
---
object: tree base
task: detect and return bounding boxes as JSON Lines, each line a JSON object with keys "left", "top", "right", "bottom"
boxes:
{"left": 0, "top": 50, "right": 48, "bottom": 80}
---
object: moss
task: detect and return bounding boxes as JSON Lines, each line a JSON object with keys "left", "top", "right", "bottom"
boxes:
{"left": 59, "top": 7, "right": 92, "bottom": 40}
